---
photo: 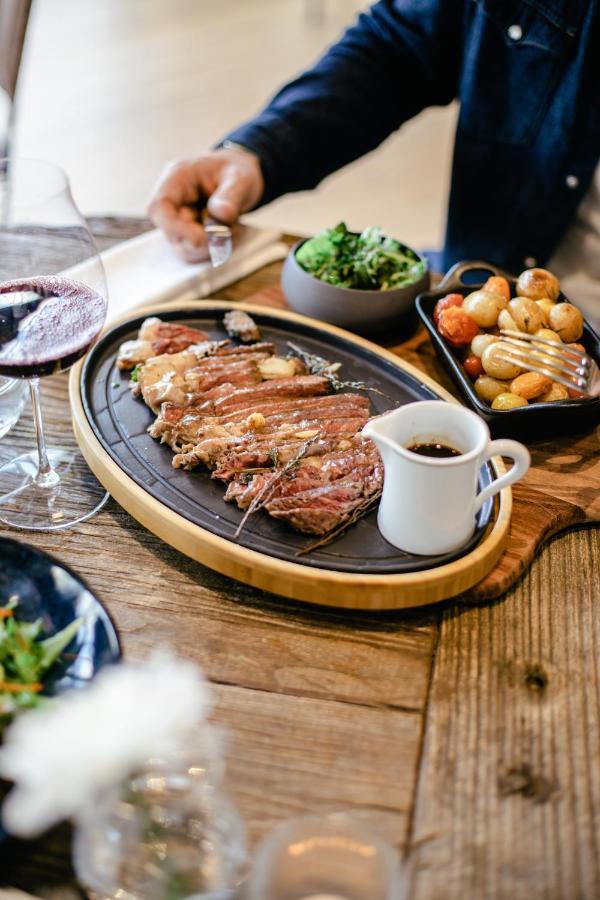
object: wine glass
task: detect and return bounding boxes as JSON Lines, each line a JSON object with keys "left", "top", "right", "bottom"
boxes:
{"left": 0, "top": 158, "right": 109, "bottom": 530}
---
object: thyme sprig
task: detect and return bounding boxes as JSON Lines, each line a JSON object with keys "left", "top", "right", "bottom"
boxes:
{"left": 286, "top": 342, "right": 394, "bottom": 402}
{"left": 233, "top": 436, "right": 320, "bottom": 539}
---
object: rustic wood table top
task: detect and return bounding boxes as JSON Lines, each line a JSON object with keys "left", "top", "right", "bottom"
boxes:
{"left": 0, "top": 218, "right": 599, "bottom": 900}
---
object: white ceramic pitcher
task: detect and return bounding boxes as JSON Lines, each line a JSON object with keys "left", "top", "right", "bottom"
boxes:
{"left": 363, "top": 400, "right": 530, "bottom": 555}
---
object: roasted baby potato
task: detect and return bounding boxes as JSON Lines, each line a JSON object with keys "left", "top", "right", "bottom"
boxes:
{"left": 474, "top": 375, "right": 510, "bottom": 403}
{"left": 510, "top": 371, "right": 553, "bottom": 400}
{"left": 481, "top": 343, "right": 521, "bottom": 380}
{"left": 539, "top": 382, "right": 570, "bottom": 402}
{"left": 497, "top": 308, "right": 522, "bottom": 333}
{"left": 548, "top": 303, "right": 584, "bottom": 342}
{"left": 535, "top": 298, "right": 556, "bottom": 325}
{"left": 483, "top": 276, "right": 511, "bottom": 303}
{"left": 463, "top": 290, "right": 507, "bottom": 328}
{"left": 508, "top": 298, "right": 545, "bottom": 334}
{"left": 491, "top": 392, "right": 528, "bottom": 410}
{"left": 517, "top": 267, "right": 561, "bottom": 301}
{"left": 471, "top": 333, "right": 499, "bottom": 357}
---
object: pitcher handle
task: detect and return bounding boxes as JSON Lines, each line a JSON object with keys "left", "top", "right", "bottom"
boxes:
{"left": 474, "top": 439, "right": 530, "bottom": 513}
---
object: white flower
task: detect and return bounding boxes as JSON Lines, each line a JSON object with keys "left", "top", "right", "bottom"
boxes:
{"left": 0, "top": 648, "right": 212, "bottom": 837}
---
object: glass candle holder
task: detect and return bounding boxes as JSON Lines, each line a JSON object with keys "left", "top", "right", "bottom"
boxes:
{"left": 246, "top": 812, "right": 407, "bottom": 900}
{"left": 73, "top": 752, "right": 246, "bottom": 900}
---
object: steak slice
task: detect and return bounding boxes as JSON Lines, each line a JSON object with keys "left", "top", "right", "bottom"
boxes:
{"left": 116, "top": 317, "right": 212, "bottom": 370}
{"left": 211, "top": 418, "right": 368, "bottom": 479}
{"left": 224, "top": 439, "right": 379, "bottom": 508}
{"left": 266, "top": 467, "right": 383, "bottom": 535}
{"left": 151, "top": 381, "right": 353, "bottom": 449}
{"left": 212, "top": 375, "right": 330, "bottom": 414}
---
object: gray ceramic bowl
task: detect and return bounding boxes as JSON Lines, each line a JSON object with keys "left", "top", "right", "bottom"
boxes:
{"left": 281, "top": 238, "right": 429, "bottom": 334}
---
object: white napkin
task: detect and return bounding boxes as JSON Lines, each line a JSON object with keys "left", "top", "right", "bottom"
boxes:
{"left": 70, "top": 225, "right": 289, "bottom": 324}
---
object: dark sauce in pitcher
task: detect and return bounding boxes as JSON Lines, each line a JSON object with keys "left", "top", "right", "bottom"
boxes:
{"left": 407, "top": 441, "right": 462, "bottom": 459}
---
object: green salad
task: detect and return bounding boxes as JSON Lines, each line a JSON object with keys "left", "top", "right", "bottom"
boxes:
{"left": 295, "top": 222, "right": 426, "bottom": 291}
{"left": 0, "top": 598, "right": 82, "bottom": 720}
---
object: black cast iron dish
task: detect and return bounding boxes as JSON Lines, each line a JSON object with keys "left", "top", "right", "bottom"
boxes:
{"left": 416, "top": 261, "right": 600, "bottom": 440}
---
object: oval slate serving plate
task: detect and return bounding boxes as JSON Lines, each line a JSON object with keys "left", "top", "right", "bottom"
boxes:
{"left": 79, "top": 305, "right": 495, "bottom": 575}
{"left": 0, "top": 536, "right": 121, "bottom": 839}
{"left": 416, "top": 260, "right": 600, "bottom": 440}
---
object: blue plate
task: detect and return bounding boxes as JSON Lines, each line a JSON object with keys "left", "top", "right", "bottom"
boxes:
{"left": 0, "top": 536, "right": 121, "bottom": 840}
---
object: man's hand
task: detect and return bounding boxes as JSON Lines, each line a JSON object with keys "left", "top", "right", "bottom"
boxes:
{"left": 147, "top": 147, "right": 264, "bottom": 262}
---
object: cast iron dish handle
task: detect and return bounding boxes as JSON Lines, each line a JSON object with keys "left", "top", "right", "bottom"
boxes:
{"left": 438, "top": 260, "right": 514, "bottom": 291}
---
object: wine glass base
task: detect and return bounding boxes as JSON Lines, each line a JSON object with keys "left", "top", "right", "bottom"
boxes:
{"left": 0, "top": 448, "right": 109, "bottom": 531}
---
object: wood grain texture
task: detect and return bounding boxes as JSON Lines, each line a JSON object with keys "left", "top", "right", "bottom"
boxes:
{"left": 409, "top": 527, "right": 600, "bottom": 899}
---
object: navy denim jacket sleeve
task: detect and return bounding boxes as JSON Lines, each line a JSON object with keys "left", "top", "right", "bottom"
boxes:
{"left": 225, "top": 0, "right": 599, "bottom": 274}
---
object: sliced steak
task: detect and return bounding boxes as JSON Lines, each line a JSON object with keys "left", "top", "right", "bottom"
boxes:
{"left": 213, "top": 375, "right": 330, "bottom": 414}
{"left": 266, "top": 467, "right": 383, "bottom": 535}
{"left": 224, "top": 439, "right": 379, "bottom": 509}
{"left": 117, "top": 317, "right": 212, "bottom": 370}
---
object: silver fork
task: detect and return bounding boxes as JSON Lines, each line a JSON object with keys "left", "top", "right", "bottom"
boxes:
{"left": 496, "top": 330, "right": 599, "bottom": 397}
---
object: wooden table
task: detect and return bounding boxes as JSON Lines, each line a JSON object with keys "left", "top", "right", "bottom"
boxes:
{"left": 1, "top": 219, "right": 599, "bottom": 899}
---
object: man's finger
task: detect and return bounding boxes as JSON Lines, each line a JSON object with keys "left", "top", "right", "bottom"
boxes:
{"left": 207, "top": 171, "right": 252, "bottom": 224}
{"left": 149, "top": 197, "right": 205, "bottom": 247}
{"left": 176, "top": 240, "right": 211, "bottom": 264}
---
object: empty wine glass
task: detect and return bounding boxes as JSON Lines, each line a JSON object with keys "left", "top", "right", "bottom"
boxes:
{"left": 0, "top": 158, "right": 109, "bottom": 530}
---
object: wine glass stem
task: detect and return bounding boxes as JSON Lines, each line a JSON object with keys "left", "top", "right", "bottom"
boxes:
{"left": 29, "top": 377, "right": 60, "bottom": 488}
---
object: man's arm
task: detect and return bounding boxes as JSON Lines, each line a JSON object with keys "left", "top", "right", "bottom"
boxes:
{"left": 225, "top": 0, "right": 465, "bottom": 204}
{"left": 149, "top": 0, "right": 465, "bottom": 257}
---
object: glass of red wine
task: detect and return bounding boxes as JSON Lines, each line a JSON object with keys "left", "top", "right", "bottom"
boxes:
{"left": 0, "top": 158, "right": 109, "bottom": 530}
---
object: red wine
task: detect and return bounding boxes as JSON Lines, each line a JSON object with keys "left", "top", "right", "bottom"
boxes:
{"left": 0, "top": 276, "right": 106, "bottom": 378}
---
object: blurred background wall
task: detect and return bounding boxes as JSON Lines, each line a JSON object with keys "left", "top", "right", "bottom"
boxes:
{"left": 12, "top": 0, "right": 457, "bottom": 249}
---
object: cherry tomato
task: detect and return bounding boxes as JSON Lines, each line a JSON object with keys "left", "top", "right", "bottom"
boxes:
{"left": 483, "top": 276, "right": 511, "bottom": 303}
{"left": 433, "top": 293, "right": 463, "bottom": 327}
{"left": 463, "top": 354, "right": 484, "bottom": 380}
{"left": 437, "top": 306, "right": 480, "bottom": 347}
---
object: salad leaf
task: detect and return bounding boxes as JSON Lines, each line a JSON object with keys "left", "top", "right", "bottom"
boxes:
{"left": 296, "top": 222, "right": 426, "bottom": 291}
{"left": 0, "top": 602, "right": 83, "bottom": 721}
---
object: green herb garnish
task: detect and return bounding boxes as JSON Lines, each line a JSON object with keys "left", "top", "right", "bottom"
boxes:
{"left": 130, "top": 365, "right": 141, "bottom": 383}
{"left": 295, "top": 222, "right": 426, "bottom": 291}
{"left": 0, "top": 599, "right": 83, "bottom": 721}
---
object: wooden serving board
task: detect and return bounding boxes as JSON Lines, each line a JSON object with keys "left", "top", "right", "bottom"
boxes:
{"left": 70, "top": 301, "right": 513, "bottom": 612}
{"left": 245, "top": 285, "right": 600, "bottom": 605}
